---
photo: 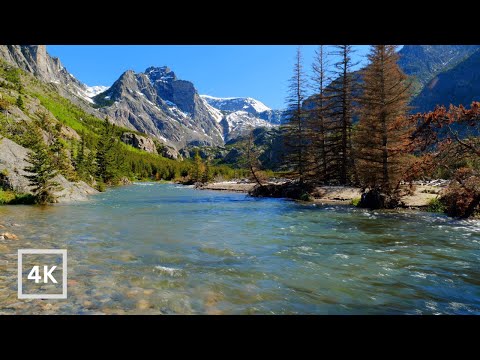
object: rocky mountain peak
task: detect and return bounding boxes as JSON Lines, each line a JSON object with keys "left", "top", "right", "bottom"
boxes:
{"left": 145, "top": 66, "right": 177, "bottom": 84}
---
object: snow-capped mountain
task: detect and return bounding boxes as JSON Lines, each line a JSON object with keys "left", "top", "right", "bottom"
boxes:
{"left": 0, "top": 45, "right": 282, "bottom": 150}
{"left": 84, "top": 85, "right": 109, "bottom": 98}
{"left": 0, "top": 45, "right": 111, "bottom": 108}
{"left": 92, "top": 66, "right": 225, "bottom": 148}
{"left": 201, "top": 95, "right": 271, "bottom": 113}
{"left": 200, "top": 95, "right": 285, "bottom": 142}
{"left": 201, "top": 95, "right": 285, "bottom": 125}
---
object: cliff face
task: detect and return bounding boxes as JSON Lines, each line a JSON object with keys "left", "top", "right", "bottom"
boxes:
{"left": 94, "top": 67, "right": 225, "bottom": 149}
{"left": 0, "top": 45, "right": 83, "bottom": 88}
{"left": 0, "top": 137, "right": 98, "bottom": 202}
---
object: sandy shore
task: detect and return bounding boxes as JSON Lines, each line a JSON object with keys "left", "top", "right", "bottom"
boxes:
{"left": 198, "top": 181, "right": 257, "bottom": 192}
{"left": 199, "top": 181, "right": 445, "bottom": 208}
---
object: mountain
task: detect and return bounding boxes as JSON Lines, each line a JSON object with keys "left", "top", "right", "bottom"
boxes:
{"left": 398, "top": 45, "right": 480, "bottom": 94}
{"left": 0, "top": 45, "right": 282, "bottom": 151}
{"left": 0, "top": 45, "right": 108, "bottom": 107}
{"left": 0, "top": 50, "right": 203, "bottom": 198}
{"left": 201, "top": 95, "right": 285, "bottom": 125}
{"left": 92, "top": 66, "right": 225, "bottom": 149}
{"left": 411, "top": 49, "right": 480, "bottom": 112}
{"left": 200, "top": 95, "right": 285, "bottom": 142}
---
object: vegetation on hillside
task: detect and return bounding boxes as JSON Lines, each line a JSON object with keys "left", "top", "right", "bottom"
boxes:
{"left": 0, "top": 60, "right": 240, "bottom": 203}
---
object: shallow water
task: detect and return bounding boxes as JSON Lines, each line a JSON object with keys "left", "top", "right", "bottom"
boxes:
{"left": 0, "top": 183, "right": 479, "bottom": 314}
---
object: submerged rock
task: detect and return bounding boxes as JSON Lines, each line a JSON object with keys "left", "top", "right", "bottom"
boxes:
{"left": 0, "top": 232, "right": 19, "bottom": 240}
{"left": 358, "top": 189, "right": 401, "bottom": 209}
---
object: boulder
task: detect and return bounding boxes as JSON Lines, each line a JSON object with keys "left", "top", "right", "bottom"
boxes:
{"left": 0, "top": 137, "right": 98, "bottom": 202}
{"left": 358, "top": 188, "right": 400, "bottom": 209}
{"left": 1, "top": 232, "right": 19, "bottom": 240}
{"left": 160, "top": 145, "right": 180, "bottom": 160}
{"left": 120, "top": 132, "right": 158, "bottom": 154}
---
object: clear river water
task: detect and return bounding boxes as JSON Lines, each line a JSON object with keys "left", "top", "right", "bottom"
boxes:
{"left": 0, "top": 183, "right": 479, "bottom": 314}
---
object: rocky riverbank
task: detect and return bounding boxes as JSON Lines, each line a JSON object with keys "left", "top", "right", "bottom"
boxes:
{"left": 198, "top": 180, "right": 447, "bottom": 209}
{"left": 0, "top": 137, "right": 98, "bottom": 203}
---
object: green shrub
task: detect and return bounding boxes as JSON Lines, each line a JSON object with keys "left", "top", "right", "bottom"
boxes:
{"left": 96, "top": 182, "right": 106, "bottom": 192}
{"left": 427, "top": 197, "right": 445, "bottom": 213}
{"left": 351, "top": 197, "right": 361, "bottom": 207}
{"left": 0, "top": 190, "right": 35, "bottom": 205}
{"left": 299, "top": 192, "right": 312, "bottom": 201}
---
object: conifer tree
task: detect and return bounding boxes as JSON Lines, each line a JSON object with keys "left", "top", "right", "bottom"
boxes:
{"left": 202, "top": 159, "right": 212, "bottom": 184}
{"left": 16, "top": 95, "right": 24, "bottom": 110}
{"left": 192, "top": 150, "right": 204, "bottom": 183}
{"left": 283, "top": 47, "right": 309, "bottom": 184}
{"left": 96, "top": 117, "right": 117, "bottom": 184}
{"left": 328, "top": 45, "right": 358, "bottom": 185}
{"left": 355, "top": 45, "right": 412, "bottom": 193}
{"left": 24, "top": 127, "right": 61, "bottom": 204}
{"left": 309, "top": 45, "right": 332, "bottom": 182}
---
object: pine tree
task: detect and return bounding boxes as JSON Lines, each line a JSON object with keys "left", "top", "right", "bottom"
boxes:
{"left": 191, "top": 150, "right": 204, "bottom": 183}
{"left": 24, "top": 127, "right": 61, "bottom": 204}
{"left": 75, "top": 132, "right": 86, "bottom": 177}
{"left": 328, "top": 45, "right": 358, "bottom": 185}
{"left": 355, "top": 45, "right": 412, "bottom": 193}
{"left": 309, "top": 45, "right": 333, "bottom": 183}
{"left": 202, "top": 159, "right": 212, "bottom": 184}
{"left": 49, "top": 123, "right": 75, "bottom": 180}
{"left": 95, "top": 117, "right": 117, "bottom": 184}
{"left": 283, "top": 47, "right": 309, "bottom": 184}
{"left": 16, "top": 95, "right": 24, "bottom": 110}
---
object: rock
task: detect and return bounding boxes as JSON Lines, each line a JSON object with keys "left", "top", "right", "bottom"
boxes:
{"left": 0, "top": 225, "right": 5, "bottom": 229}
{"left": 120, "top": 132, "right": 158, "bottom": 154}
{"left": 358, "top": 189, "right": 400, "bottom": 209}
{"left": 118, "top": 177, "right": 132, "bottom": 186}
{"left": 249, "top": 181, "right": 316, "bottom": 200}
{"left": 136, "top": 299, "right": 151, "bottom": 310}
{"left": 67, "top": 279, "right": 79, "bottom": 287}
{"left": 93, "top": 67, "right": 224, "bottom": 149}
{"left": 0, "top": 137, "right": 98, "bottom": 203}
{"left": 1, "top": 232, "right": 19, "bottom": 240}
{"left": 160, "top": 145, "right": 180, "bottom": 160}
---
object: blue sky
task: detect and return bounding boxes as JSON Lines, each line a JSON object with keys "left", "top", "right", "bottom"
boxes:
{"left": 47, "top": 45, "right": 372, "bottom": 109}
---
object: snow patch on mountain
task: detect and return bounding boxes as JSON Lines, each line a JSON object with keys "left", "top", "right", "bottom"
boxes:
{"left": 201, "top": 95, "right": 271, "bottom": 113}
{"left": 85, "top": 85, "right": 109, "bottom": 98}
{"left": 201, "top": 97, "right": 224, "bottom": 123}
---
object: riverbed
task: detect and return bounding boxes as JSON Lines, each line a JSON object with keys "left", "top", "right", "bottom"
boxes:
{"left": 0, "top": 183, "right": 479, "bottom": 314}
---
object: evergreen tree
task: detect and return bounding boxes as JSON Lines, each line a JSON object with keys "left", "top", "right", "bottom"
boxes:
{"left": 328, "top": 45, "right": 358, "bottom": 185}
{"left": 283, "top": 47, "right": 309, "bottom": 184}
{"left": 24, "top": 127, "right": 61, "bottom": 204}
{"left": 16, "top": 95, "right": 24, "bottom": 110}
{"left": 202, "top": 159, "right": 213, "bottom": 183}
{"left": 75, "top": 132, "right": 86, "bottom": 177}
{"left": 191, "top": 150, "right": 204, "bottom": 183}
{"left": 309, "top": 45, "right": 333, "bottom": 183}
{"left": 48, "top": 123, "right": 75, "bottom": 180}
{"left": 95, "top": 117, "right": 117, "bottom": 184}
{"left": 355, "top": 45, "right": 412, "bottom": 193}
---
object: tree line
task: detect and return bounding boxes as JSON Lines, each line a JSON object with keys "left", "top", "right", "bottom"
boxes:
{"left": 282, "top": 45, "right": 480, "bottom": 217}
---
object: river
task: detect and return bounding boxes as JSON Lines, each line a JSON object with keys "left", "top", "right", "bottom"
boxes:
{"left": 0, "top": 183, "right": 479, "bottom": 314}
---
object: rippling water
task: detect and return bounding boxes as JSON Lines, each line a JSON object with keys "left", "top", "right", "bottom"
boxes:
{"left": 1, "top": 183, "right": 479, "bottom": 314}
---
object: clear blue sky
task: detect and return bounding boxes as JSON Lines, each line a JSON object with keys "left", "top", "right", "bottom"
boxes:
{"left": 47, "top": 45, "right": 372, "bottom": 109}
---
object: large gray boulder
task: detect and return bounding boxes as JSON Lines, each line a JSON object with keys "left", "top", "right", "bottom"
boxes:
{"left": 120, "top": 132, "right": 157, "bottom": 154}
{"left": 0, "top": 137, "right": 98, "bottom": 202}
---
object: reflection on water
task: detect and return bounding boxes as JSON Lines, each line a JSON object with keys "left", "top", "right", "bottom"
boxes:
{"left": 0, "top": 183, "right": 479, "bottom": 314}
